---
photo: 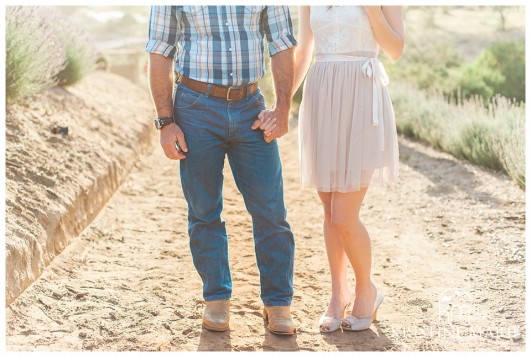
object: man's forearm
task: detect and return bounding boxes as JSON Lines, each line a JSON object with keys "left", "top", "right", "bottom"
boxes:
{"left": 148, "top": 53, "right": 174, "bottom": 118}
{"left": 270, "top": 48, "right": 295, "bottom": 115}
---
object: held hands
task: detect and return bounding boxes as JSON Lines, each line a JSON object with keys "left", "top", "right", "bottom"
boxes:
{"left": 160, "top": 123, "right": 188, "bottom": 160}
{"left": 251, "top": 107, "right": 289, "bottom": 143}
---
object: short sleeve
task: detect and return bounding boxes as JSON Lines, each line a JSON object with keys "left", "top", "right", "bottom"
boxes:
{"left": 145, "top": 6, "right": 179, "bottom": 58}
{"left": 261, "top": 6, "right": 298, "bottom": 56}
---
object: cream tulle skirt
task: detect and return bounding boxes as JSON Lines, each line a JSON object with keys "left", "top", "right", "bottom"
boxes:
{"left": 298, "top": 54, "right": 399, "bottom": 193}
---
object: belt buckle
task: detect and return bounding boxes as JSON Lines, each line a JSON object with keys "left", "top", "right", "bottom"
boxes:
{"left": 226, "top": 87, "right": 242, "bottom": 102}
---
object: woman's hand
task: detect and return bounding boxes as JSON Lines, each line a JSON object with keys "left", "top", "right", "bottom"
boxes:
{"left": 363, "top": 6, "right": 382, "bottom": 18}
{"left": 251, "top": 111, "right": 277, "bottom": 142}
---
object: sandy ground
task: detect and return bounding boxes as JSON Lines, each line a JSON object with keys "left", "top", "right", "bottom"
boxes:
{"left": 5, "top": 109, "right": 525, "bottom": 351}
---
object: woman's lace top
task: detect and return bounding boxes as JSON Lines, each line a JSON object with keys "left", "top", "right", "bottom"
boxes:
{"left": 310, "top": 6, "right": 379, "bottom": 57}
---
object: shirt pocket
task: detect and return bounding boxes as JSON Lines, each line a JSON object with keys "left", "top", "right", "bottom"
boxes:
{"left": 242, "top": 6, "right": 264, "bottom": 30}
{"left": 180, "top": 6, "right": 208, "bottom": 34}
{"left": 181, "top": 5, "right": 205, "bottom": 16}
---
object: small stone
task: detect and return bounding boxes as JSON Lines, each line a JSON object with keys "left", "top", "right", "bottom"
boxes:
{"left": 182, "top": 328, "right": 192, "bottom": 335}
{"left": 79, "top": 331, "right": 87, "bottom": 338}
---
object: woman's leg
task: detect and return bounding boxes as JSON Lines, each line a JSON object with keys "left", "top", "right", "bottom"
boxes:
{"left": 330, "top": 189, "right": 377, "bottom": 318}
{"left": 318, "top": 192, "right": 352, "bottom": 318}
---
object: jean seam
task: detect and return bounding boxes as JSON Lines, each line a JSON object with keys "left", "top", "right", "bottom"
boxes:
{"left": 204, "top": 294, "right": 232, "bottom": 302}
{"left": 263, "top": 301, "right": 292, "bottom": 307}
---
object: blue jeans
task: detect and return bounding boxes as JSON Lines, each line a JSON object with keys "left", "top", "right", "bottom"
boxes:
{"left": 173, "top": 83, "right": 294, "bottom": 307}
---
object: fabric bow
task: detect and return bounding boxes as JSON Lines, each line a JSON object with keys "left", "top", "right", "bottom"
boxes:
{"left": 361, "top": 58, "right": 390, "bottom": 128}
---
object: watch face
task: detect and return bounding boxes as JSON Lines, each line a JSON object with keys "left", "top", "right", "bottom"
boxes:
{"left": 155, "top": 117, "right": 173, "bottom": 130}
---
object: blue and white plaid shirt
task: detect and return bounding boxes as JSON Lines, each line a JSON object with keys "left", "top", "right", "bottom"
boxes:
{"left": 145, "top": 6, "right": 297, "bottom": 87}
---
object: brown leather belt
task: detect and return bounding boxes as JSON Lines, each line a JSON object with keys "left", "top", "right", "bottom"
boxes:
{"left": 178, "top": 75, "right": 259, "bottom": 102}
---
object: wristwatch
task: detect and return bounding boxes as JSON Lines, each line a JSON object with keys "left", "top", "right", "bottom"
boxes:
{"left": 154, "top": 116, "right": 175, "bottom": 130}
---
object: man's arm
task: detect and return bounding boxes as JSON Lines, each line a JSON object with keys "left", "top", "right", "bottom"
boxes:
{"left": 266, "top": 48, "right": 295, "bottom": 142}
{"left": 145, "top": 6, "right": 187, "bottom": 160}
{"left": 251, "top": 48, "right": 295, "bottom": 143}
{"left": 148, "top": 54, "right": 188, "bottom": 160}
{"left": 149, "top": 54, "right": 174, "bottom": 118}
{"left": 251, "top": 6, "right": 297, "bottom": 142}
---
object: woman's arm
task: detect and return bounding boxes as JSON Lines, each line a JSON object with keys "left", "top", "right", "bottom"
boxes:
{"left": 292, "top": 6, "right": 314, "bottom": 96}
{"left": 364, "top": 6, "right": 404, "bottom": 61}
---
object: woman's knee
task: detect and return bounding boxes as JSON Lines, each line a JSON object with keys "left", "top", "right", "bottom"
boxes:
{"left": 323, "top": 205, "right": 333, "bottom": 223}
{"left": 330, "top": 213, "right": 359, "bottom": 237}
{"left": 319, "top": 192, "right": 333, "bottom": 223}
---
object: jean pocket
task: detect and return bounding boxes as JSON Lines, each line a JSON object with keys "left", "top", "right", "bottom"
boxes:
{"left": 174, "top": 84, "right": 204, "bottom": 109}
{"left": 249, "top": 89, "right": 266, "bottom": 107}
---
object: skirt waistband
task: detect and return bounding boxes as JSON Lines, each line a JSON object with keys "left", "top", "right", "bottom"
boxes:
{"left": 314, "top": 54, "right": 377, "bottom": 62}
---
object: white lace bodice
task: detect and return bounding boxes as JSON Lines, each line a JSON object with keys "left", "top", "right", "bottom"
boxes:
{"left": 310, "top": 6, "right": 379, "bottom": 58}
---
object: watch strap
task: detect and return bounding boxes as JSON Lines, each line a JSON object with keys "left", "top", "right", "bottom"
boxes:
{"left": 155, "top": 116, "right": 175, "bottom": 130}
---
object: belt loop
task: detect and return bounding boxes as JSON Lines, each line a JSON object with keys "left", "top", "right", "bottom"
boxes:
{"left": 205, "top": 83, "right": 211, "bottom": 98}
{"left": 245, "top": 84, "right": 250, "bottom": 100}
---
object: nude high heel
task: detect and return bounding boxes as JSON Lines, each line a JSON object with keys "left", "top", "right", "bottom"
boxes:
{"left": 341, "top": 294, "right": 384, "bottom": 331}
{"left": 319, "top": 301, "right": 351, "bottom": 333}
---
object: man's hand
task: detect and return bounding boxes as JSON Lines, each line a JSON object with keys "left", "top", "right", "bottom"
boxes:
{"left": 160, "top": 123, "right": 188, "bottom": 160}
{"left": 251, "top": 107, "right": 289, "bottom": 143}
{"left": 252, "top": 46, "right": 294, "bottom": 143}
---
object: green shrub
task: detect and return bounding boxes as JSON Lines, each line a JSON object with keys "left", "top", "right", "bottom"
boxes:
{"left": 457, "top": 41, "right": 525, "bottom": 103}
{"left": 382, "top": 30, "right": 525, "bottom": 105}
{"left": 53, "top": 16, "right": 98, "bottom": 86}
{"left": 5, "top": 7, "right": 66, "bottom": 103}
{"left": 381, "top": 35, "right": 462, "bottom": 94}
{"left": 455, "top": 63, "right": 501, "bottom": 103}
{"left": 54, "top": 37, "right": 96, "bottom": 86}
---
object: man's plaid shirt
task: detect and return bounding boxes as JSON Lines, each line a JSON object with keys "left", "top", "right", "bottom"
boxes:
{"left": 146, "top": 6, "right": 297, "bottom": 87}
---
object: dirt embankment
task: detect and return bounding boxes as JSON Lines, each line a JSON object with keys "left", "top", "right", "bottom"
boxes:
{"left": 5, "top": 72, "right": 156, "bottom": 306}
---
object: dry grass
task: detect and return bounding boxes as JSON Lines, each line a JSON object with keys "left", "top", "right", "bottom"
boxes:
{"left": 391, "top": 82, "right": 525, "bottom": 188}
{"left": 6, "top": 6, "right": 98, "bottom": 103}
{"left": 5, "top": 7, "right": 66, "bottom": 103}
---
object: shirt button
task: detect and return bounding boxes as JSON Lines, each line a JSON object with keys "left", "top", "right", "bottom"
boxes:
{"left": 225, "top": 22, "right": 229, "bottom": 26}
{"left": 230, "top": 73, "right": 233, "bottom": 76}
{"left": 229, "top": 48, "right": 232, "bottom": 52}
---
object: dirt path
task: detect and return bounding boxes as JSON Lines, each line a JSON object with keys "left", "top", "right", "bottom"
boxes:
{"left": 5, "top": 129, "right": 525, "bottom": 352}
